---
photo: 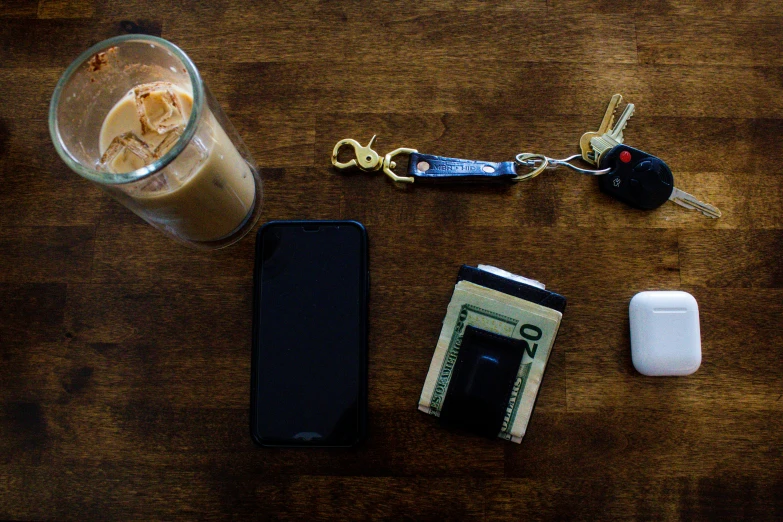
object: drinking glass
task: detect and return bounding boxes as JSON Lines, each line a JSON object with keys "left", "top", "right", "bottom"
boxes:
{"left": 49, "top": 34, "right": 263, "bottom": 249}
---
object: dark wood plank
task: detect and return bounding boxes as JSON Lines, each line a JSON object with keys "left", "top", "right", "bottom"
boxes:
{"left": 680, "top": 230, "right": 783, "bottom": 288}
{"left": 89, "top": 223, "right": 256, "bottom": 284}
{"left": 548, "top": 0, "right": 783, "bottom": 17}
{"left": 95, "top": 0, "right": 547, "bottom": 22}
{"left": 506, "top": 410, "right": 783, "bottom": 480}
{"left": 0, "top": 68, "right": 62, "bottom": 121}
{"left": 370, "top": 225, "right": 679, "bottom": 292}
{"left": 166, "top": 13, "right": 635, "bottom": 65}
{"left": 616, "top": 117, "right": 783, "bottom": 174}
{"left": 37, "top": 0, "right": 95, "bottom": 18}
{"left": 0, "top": 466, "right": 492, "bottom": 519}
{"left": 0, "top": 403, "right": 504, "bottom": 478}
{"left": 217, "top": 60, "right": 783, "bottom": 118}
{"left": 0, "top": 284, "right": 67, "bottom": 346}
{"left": 0, "top": 167, "right": 103, "bottom": 228}
{"left": 0, "top": 19, "right": 161, "bottom": 68}
{"left": 0, "top": 0, "right": 37, "bottom": 18}
{"left": 226, "top": 110, "right": 315, "bottom": 168}
{"left": 0, "top": 119, "right": 104, "bottom": 227}
{"left": 0, "top": 227, "right": 94, "bottom": 283}
{"left": 637, "top": 16, "right": 783, "bottom": 66}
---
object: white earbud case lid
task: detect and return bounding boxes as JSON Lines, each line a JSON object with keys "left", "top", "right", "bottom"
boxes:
{"left": 629, "top": 291, "right": 701, "bottom": 376}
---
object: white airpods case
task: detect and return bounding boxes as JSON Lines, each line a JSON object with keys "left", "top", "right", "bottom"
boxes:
{"left": 629, "top": 291, "right": 701, "bottom": 376}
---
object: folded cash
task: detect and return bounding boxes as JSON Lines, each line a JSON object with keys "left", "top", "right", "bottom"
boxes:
{"left": 419, "top": 265, "right": 566, "bottom": 443}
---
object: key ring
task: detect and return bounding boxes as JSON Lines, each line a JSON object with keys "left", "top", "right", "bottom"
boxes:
{"left": 511, "top": 153, "right": 550, "bottom": 181}
{"left": 514, "top": 153, "right": 611, "bottom": 177}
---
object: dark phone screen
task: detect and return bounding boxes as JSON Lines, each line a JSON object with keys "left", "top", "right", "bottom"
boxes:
{"left": 253, "top": 222, "right": 366, "bottom": 446}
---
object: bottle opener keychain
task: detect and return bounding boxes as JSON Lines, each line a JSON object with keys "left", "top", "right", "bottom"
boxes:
{"left": 331, "top": 95, "right": 721, "bottom": 218}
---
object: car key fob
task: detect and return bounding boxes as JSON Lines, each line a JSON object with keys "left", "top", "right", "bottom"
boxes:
{"left": 598, "top": 144, "right": 674, "bottom": 210}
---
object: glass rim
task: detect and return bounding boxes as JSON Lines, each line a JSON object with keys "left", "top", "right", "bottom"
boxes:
{"left": 48, "top": 34, "right": 204, "bottom": 185}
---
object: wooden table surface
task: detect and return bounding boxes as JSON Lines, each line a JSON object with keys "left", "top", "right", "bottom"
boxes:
{"left": 2, "top": 1, "right": 782, "bottom": 520}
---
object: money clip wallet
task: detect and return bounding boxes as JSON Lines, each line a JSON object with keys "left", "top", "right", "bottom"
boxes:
{"left": 420, "top": 265, "right": 566, "bottom": 442}
{"left": 439, "top": 326, "right": 527, "bottom": 438}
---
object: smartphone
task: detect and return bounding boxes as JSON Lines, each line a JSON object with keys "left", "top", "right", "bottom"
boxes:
{"left": 251, "top": 220, "right": 368, "bottom": 447}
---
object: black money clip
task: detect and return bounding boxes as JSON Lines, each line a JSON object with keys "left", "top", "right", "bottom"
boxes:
{"left": 438, "top": 265, "right": 567, "bottom": 438}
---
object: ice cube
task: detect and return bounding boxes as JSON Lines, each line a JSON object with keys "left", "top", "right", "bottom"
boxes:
{"left": 153, "top": 125, "right": 184, "bottom": 158}
{"left": 166, "top": 134, "right": 208, "bottom": 182}
{"left": 133, "top": 81, "right": 185, "bottom": 135}
{"left": 135, "top": 174, "right": 171, "bottom": 193}
{"left": 99, "top": 132, "right": 154, "bottom": 173}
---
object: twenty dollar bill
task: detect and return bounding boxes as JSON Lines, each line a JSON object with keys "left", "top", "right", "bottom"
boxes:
{"left": 419, "top": 280, "right": 562, "bottom": 443}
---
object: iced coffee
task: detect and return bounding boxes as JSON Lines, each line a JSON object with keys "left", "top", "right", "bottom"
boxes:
{"left": 50, "top": 35, "right": 262, "bottom": 249}
{"left": 99, "top": 82, "right": 255, "bottom": 242}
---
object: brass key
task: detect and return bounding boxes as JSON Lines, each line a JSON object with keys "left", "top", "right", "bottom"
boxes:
{"left": 590, "top": 102, "right": 635, "bottom": 166}
{"left": 580, "top": 94, "right": 622, "bottom": 165}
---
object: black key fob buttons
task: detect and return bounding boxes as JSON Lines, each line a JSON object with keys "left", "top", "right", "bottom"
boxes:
{"left": 598, "top": 145, "right": 674, "bottom": 210}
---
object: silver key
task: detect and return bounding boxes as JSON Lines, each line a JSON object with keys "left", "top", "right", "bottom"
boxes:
{"left": 669, "top": 187, "right": 722, "bottom": 218}
{"left": 608, "top": 102, "right": 634, "bottom": 141}
{"left": 590, "top": 103, "right": 635, "bottom": 164}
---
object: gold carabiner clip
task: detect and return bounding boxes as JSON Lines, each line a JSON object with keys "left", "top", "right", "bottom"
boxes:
{"left": 332, "top": 136, "right": 417, "bottom": 183}
{"left": 332, "top": 135, "right": 383, "bottom": 172}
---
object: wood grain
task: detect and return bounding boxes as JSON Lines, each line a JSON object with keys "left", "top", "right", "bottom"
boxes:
{"left": 1, "top": 1, "right": 782, "bottom": 519}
